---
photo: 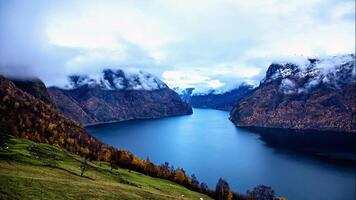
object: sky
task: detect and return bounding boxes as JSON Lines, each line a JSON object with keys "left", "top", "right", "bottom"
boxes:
{"left": 0, "top": 0, "right": 354, "bottom": 91}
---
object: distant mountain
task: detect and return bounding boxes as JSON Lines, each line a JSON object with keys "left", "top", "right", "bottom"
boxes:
{"left": 48, "top": 69, "right": 192, "bottom": 126}
{"left": 174, "top": 87, "right": 194, "bottom": 103}
{"left": 177, "top": 84, "right": 255, "bottom": 111}
{"left": 230, "top": 54, "right": 356, "bottom": 133}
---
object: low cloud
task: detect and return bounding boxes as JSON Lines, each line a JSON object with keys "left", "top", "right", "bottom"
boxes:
{"left": 63, "top": 69, "right": 166, "bottom": 91}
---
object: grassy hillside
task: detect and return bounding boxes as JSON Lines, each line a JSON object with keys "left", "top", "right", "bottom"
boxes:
{"left": 0, "top": 137, "right": 211, "bottom": 200}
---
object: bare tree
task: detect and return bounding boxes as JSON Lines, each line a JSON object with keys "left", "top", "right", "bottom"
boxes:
{"left": 80, "top": 158, "right": 88, "bottom": 177}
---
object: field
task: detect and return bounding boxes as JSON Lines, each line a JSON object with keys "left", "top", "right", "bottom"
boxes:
{"left": 0, "top": 137, "right": 211, "bottom": 200}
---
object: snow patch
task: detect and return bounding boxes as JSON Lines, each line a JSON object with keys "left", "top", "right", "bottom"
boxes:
{"left": 280, "top": 78, "right": 297, "bottom": 94}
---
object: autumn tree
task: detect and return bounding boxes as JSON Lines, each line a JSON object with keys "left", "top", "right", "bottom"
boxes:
{"left": 80, "top": 147, "right": 90, "bottom": 158}
{"left": 100, "top": 146, "right": 111, "bottom": 161}
{"left": 174, "top": 168, "right": 186, "bottom": 184}
{"left": 158, "top": 162, "right": 173, "bottom": 179}
{"left": 215, "top": 178, "right": 233, "bottom": 200}
{"left": 247, "top": 185, "right": 275, "bottom": 200}
{"left": 144, "top": 157, "right": 157, "bottom": 176}
{"left": 131, "top": 156, "right": 145, "bottom": 171}
{"left": 117, "top": 151, "right": 133, "bottom": 167}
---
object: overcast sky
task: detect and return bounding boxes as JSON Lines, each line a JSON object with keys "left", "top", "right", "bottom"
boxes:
{"left": 0, "top": 0, "right": 354, "bottom": 90}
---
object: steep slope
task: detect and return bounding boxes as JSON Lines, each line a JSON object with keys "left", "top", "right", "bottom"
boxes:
{"left": 48, "top": 69, "right": 192, "bottom": 126}
{"left": 186, "top": 84, "right": 254, "bottom": 111}
{"left": 230, "top": 54, "right": 356, "bottom": 133}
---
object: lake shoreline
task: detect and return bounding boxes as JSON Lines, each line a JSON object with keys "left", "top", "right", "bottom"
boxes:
{"left": 84, "top": 112, "right": 194, "bottom": 128}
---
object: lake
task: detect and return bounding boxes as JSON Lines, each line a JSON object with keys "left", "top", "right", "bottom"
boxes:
{"left": 87, "top": 108, "right": 356, "bottom": 200}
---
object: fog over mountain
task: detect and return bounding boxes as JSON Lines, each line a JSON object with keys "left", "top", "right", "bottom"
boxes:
{"left": 0, "top": 0, "right": 354, "bottom": 92}
{"left": 265, "top": 54, "right": 356, "bottom": 94}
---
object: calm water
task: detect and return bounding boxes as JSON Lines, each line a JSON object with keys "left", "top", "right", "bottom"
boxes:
{"left": 87, "top": 109, "right": 356, "bottom": 200}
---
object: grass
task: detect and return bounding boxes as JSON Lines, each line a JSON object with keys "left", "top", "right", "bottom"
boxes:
{"left": 0, "top": 137, "right": 211, "bottom": 200}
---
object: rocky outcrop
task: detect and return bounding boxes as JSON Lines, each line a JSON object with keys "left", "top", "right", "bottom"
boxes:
{"left": 230, "top": 54, "right": 356, "bottom": 133}
{"left": 48, "top": 69, "right": 192, "bottom": 126}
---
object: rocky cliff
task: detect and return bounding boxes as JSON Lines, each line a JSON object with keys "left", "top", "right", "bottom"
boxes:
{"left": 48, "top": 69, "right": 192, "bottom": 126}
{"left": 230, "top": 54, "right": 356, "bottom": 133}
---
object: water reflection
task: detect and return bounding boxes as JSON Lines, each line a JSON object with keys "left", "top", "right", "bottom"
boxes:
{"left": 243, "top": 127, "right": 356, "bottom": 164}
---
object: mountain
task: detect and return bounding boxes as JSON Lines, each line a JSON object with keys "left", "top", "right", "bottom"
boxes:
{"left": 230, "top": 54, "right": 356, "bottom": 133}
{"left": 48, "top": 69, "right": 192, "bottom": 126}
{"left": 177, "top": 84, "right": 254, "bottom": 111}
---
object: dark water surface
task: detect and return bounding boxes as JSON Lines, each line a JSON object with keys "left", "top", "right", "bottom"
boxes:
{"left": 87, "top": 109, "right": 356, "bottom": 200}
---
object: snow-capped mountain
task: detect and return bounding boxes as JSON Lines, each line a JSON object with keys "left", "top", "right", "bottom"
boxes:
{"left": 230, "top": 54, "right": 356, "bottom": 133}
{"left": 48, "top": 69, "right": 192, "bottom": 125}
{"left": 176, "top": 83, "right": 255, "bottom": 111}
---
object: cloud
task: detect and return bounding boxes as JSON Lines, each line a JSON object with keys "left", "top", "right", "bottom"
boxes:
{"left": 0, "top": 0, "right": 354, "bottom": 90}
{"left": 162, "top": 71, "right": 211, "bottom": 88}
